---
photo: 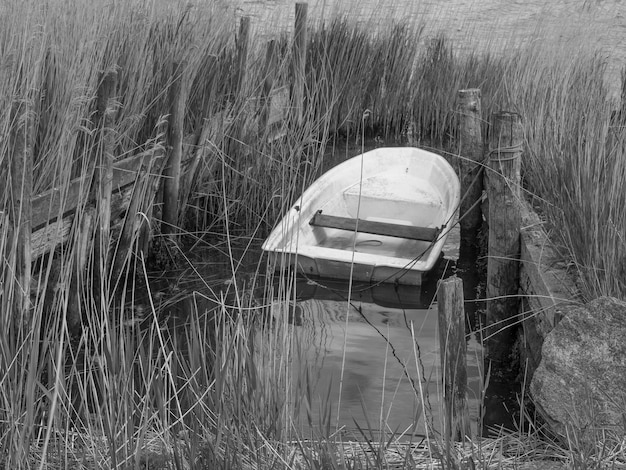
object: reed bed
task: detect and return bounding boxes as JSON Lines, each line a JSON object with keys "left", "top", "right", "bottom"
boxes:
{"left": 302, "top": 14, "right": 626, "bottom": 303}
{"left": 1, "top": 0, "right": 626, "bottom": 468}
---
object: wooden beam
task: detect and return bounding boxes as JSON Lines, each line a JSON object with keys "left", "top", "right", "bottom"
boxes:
{"left": 309, "top": 212, "right": 439, "bottom": 242}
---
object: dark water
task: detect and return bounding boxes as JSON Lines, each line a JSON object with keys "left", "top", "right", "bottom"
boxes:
{"left": 144, "top": 224, "right": 520, "bottom": 440}
{"left": 281, "top": 270, "right": 486, "bottom": 439}
{"left": 141, "top": 141, "right": 520, "bottom": 439}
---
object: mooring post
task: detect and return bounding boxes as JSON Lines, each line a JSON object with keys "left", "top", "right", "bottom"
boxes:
{"left": 94, "top": 70, "right": 118, "bottom": 267}
{"left": 162, "top": 62, "right": 187, "bottom": 236}
{"left": 291, "top": 2, "right": 308, "bottom": 125}
{"left": 139, "top": 124, "right": 168, "bottom": 256}
{"left": 486, "top": 111, "right": 522, "bottom": 365}
{"left": 457, "top": 89, "right": 484, "bottom": 254}
{"left": 235, "top": 16, "right": 251, "bottom": 97}
{"left": 260, "top": 39, "right": 278, "bottom": 134}
{"left": 9, "top": 101, "right": 33, "bottom": 325}
{"left": 437, "top": 275, "right": 469, "bottom": 443}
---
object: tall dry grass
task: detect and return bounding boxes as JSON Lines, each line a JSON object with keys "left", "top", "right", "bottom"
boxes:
{"left": 501, "top": 47, "right": 626, "bottom": 300}
{"left": 1, "top": 0, "right": 626, "bottom": 468}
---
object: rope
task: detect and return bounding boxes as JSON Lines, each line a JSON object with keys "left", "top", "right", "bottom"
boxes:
{"left": 488, "top": 143, "right": 523, "bottom": 162}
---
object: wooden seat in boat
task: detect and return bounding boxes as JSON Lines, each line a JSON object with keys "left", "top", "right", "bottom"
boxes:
{"left": 309, "top": 211, "right": 439, "bottom": 242}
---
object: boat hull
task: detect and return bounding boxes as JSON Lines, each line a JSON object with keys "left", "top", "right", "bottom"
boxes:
{"left": 266, "top": 251, "right": 425, "bottom": 285}
{"left": 263, "top": 147, "right": 460, "bottom": 285}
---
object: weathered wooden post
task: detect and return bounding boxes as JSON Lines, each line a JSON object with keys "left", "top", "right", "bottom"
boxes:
{"left": 235, "top": 16, "right": 251, "bottom": 97}
{"left": 94, "top": 70, "right": 118, "bottom": 264}
{"left": 139, "top": 126, "right": 167, "bottom": 256}
{"left": 70, "top": 69, "right": 118, "bottom": 327}
{"left": 438, "top": 276, "right": 470, "bottom": 446}
{"left": 9, "top": 101, "right": 33, "bottom": 325}
{"left": 162, "top": 62, "right": 188, "bottom": 236}
{"left": 457, "top": 89, "right": 483, "bottom": 254}
{"left": 291, "top": 3, "right": 308, "bottom": 125}
{"left": 260, "top": 39, "right": 278, "bottom": 134}
{"left": 485, "top": 111, "right": 522, "bottom": 365}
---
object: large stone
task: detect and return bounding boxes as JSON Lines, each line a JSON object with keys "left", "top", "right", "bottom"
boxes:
{"left": 530, "top": 296, "right": 626, "bottom": 439}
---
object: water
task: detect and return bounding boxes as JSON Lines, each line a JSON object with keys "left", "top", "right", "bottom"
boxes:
{"left": 284, "top": 274, "right": 485, "bottom": 439}
{"left": 160, "top": 143, "right": 490, "bottom": 437}
{"left": 258, "top": 200, "right": 486, "bottom": 438}
{"left": 226, "top": 0, "right": 626, "bottom": 100}
{"left": 150, "top": 220, "right": 490, "bottom": 438}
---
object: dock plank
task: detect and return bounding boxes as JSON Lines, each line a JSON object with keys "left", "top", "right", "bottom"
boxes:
{"left": 31, "top": 153, "right": 150, "bottom": 230}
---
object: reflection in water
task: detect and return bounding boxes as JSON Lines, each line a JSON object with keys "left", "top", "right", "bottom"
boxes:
{"left": 280, "top": 278, "right": 484, "bottom": 439}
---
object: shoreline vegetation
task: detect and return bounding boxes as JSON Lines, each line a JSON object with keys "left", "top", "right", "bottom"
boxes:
{"left": 1, "top": 0, "right": 625, "bottom": 468}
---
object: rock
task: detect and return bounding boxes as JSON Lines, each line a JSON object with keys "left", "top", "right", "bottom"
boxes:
{"left": 530, "top": 296, "right": 626, "bottom": 440}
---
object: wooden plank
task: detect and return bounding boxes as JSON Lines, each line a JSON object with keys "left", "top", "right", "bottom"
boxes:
{"left": 31, "top": 152, "right": 147, "bottom": 230}
{"left": 32, "top": 177, "right": 134, "bottom": 259}
{"left": 309, "top": 212, "right": 439, "bottom": 242}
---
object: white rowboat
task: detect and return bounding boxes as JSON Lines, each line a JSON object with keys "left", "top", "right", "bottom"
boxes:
{"left": 262, "top": 147, "right": 460, "bottom": 285}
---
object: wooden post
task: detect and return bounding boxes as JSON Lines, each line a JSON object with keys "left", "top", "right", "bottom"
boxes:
{"left": 263, "top": 40, "right": 277, "bottom": 101}
{"left": 437, "top": 276, "right": 470, "bottom": 444}
{"left": 291, "top": 3, "right": 308, "bottom": 125}
{"left": 486, "top": 111, "right": 522, "bottom": 365}
{"left": 9, "top": 101, "right": 33, "bottom": 325}
{"left": 162, "top": 62, "right": 187, "bottom": 236}
{"left": 457, "top": 89, "right": 484, "bottom": 255}
{"left": 260, "top": 39, "right": 277, "bottom": 134}
{"left": 235, "top": 16, "right": 251, "bottom": 96}
{"left": 69, "top": 69, "right": 118, "bottom": 328}
{"left": 95, "top": 70, "right": 118, "bottom": 263}
{"left": 181, "top": 117, "right": 211, "bottom": 206}
{"left": 139, "top": 127, "right": 167, "bottom": 256}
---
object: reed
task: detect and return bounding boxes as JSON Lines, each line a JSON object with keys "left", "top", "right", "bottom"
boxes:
{"left": 2, "top": 0, "right": 626, "bottom": 468}
{"left": 500, "top": 48, "right": 626, "bottom": 301}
